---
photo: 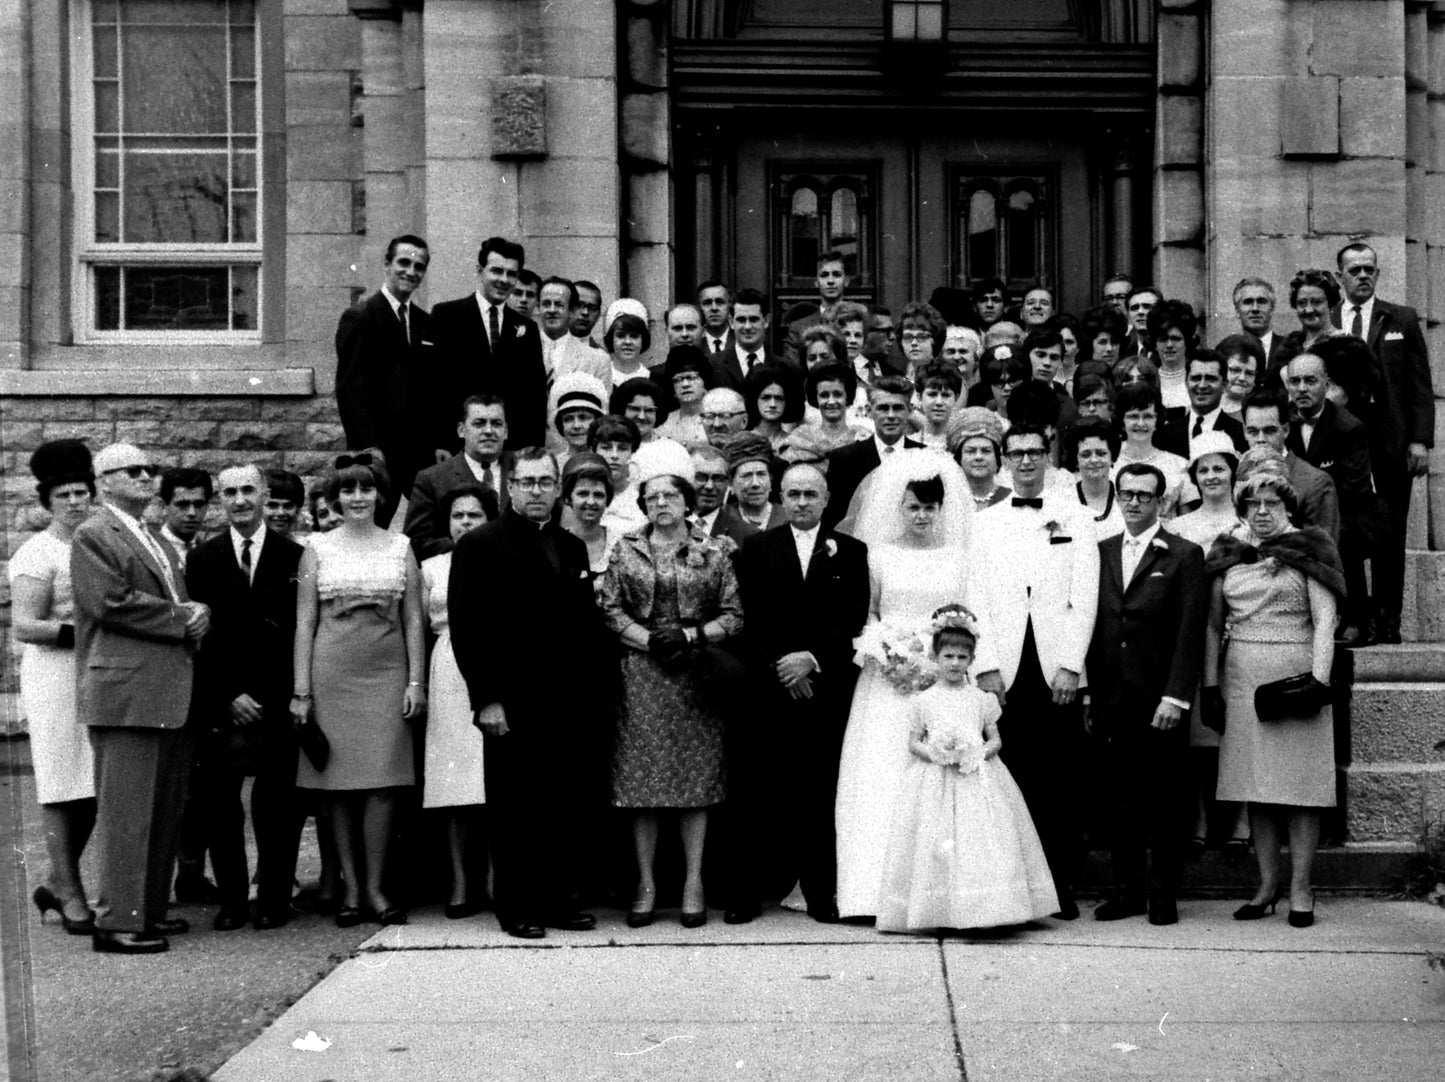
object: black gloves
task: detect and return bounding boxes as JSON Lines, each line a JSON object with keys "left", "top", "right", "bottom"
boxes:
{"left": 1201, "top": 686, "right": 1226, "bottom": 734}
{"left": 648, "top": 628, "right": 692, "bottom": 669}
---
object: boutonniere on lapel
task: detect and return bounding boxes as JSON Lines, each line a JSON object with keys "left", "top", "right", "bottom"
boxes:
{"left": 1150, "top": 537, "right": 1169, "bottom": 552}
{"left": 514, "top": 324, "right": 527, "bottom": 338}
{"left": 823, "top": 538, "right": 838, "bottom": 559}
{"left": 1044, "top": 519, "right": 1072, "bottom": 545}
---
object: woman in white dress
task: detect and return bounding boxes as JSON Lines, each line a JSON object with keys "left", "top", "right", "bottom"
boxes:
{"left": 421, "top": 485, "right": 490, "bottom": 917}
{"left": 9, "top": 440, "right": 98, "bottom": 933}
{"left": 835, "top": 448, "right": 972, "bottom": 919}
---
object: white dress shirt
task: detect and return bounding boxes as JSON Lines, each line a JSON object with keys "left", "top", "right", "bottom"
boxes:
{"left": 790, "top": 523, "right": 820, "bottom": 577}
{"left": 874, "top": 434, "right": 903, "bottom": 459}
{"left": 230, "top": 524, "right": 267, "bottom": 585}
{"left": 115, "top": 506, "right": 182, "bottom": 601}
{"left": 734, "top": 342, "right": 764, "bottom": 375}
{"left": 1186, "top": 405, "right": 1224, "bottom": 459}
{"left": 1343, "top": 296, "right": 1375, "bottom": 339}
{"left": 475, "top": 292, "right": 506, "bottom": 348}
{"left": 463, "top": 453, "right": 501, "bottom": 492}
{"left": 706, "top": 333, "right": 728, "bottom": 355}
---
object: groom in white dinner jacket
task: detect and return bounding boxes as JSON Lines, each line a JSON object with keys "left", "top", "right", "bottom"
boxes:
{"left": 967, "top": 422, "right": 1099, "bottom": 919}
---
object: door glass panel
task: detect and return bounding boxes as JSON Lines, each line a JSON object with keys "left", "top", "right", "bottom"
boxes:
{"left": 1007, "top": 187, "right": 1037, "bottom": 279}
{"left": 772, "top": 164, "right": 877, "bottom": 315}
{"left": 788, "top": 186, "right": 820, "bottom": 278}
{"left": 830, "top": 187, "right": 859, "bottom": 275}
{"left": 966, "top": 187, "right": 998, "bottom": 279}
{"left": 952, "top": 167, "right": 1054, "bottom": 295}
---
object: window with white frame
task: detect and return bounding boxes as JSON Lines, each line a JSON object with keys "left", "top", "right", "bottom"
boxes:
{"left": 76, "top": 0, "right": 262, "bottom": 339}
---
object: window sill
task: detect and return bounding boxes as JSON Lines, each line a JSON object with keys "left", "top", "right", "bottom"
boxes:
{"left": 0, "top": 368, "right": 316, "bottom": 397}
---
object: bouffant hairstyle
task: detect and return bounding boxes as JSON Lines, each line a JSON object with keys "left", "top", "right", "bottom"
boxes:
{"left": 899, "top": 301, "right": 948, "bottom": 354}
{"left": 561, "top": 456, "right": 615, "bottom": 505}
{"left": 1080, "top": 304, "right": 1128, "bottom": 357}
{"left": 1115, "top": 355, "right": 1161, "bottom": 391}
{"left": 830, "top": 300, "right": 870, "bottom": 331}
{"left": 1007, "top": 380, "right": 1062, "bottom": 428}
{"left": 264, "top": 468, "right": 305, "bottom": 505}
{"left": 917, "top": 363, "right": 963, "bottom": 396}
{"left": 587, "top": 414, "right": 643, "bottom": 453}
{"left": 1145, "top": 299, "right": 1199, "bottom": 346}
{"left": 325, "top": 449, "right": 391, "bottom": 504}
{"left": 604, "top": 311, "right": 651, "bottom": 355}
{"left": 1186, "top": 448, "right": 1240, "bottom": 492}
{"left": 805, "top": 362, "right": 858, "bottom": 407}
{"left": 743, "top": 363, "right": 806, "bottom": 426}
{"left": 904, "top": 475, "right": 946, "bottom": 505}
{"left": 440, "top": 482, "right": 491, "bottom": 519}
{"left": 1065, "top": 417, "right": 1121, "bottom": 471}
{"left": 1072, "top": 367, "right": 1116, "bottom": 407}
{"left": 1288, "top": 268, "right": 1342, "bottom": 310}
{"left": 609, "top": 377, "right": 670, "bottom": 427}
{"left": 1234, "top": 472, "right": 1300, "bottom": 519}
{"left": 636, "top": 474, "right": 698, "bottom": 515}
{"left": 801, "top": 323, "right": 849, "bottom": 366}
{"left": 1115, "top": 381, "right": 1163, "bottom": 418}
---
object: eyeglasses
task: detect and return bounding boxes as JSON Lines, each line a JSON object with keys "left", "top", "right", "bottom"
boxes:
{"left": 1103, "top": 291, "right": 1131, "bottom": 302}
{"left": 1004, "top": 448, "right": 1047, "bottom": 461}
{"left": 509, "top": 477, "right": 558, "bottom": 492}
{"left": 643, "top": 490, "right": 684, "bottom": 504}
{"left": 102, "top": 464, "right": 160, "bottom": 479}
{"left": 700, "top": 411, "right": 745, "bottom": 423}
{"left": 1117, "top": 490, "right": 1158, "bottom": 504}
{"left": 900, "top": 331, "right": 932, "bottom": 344}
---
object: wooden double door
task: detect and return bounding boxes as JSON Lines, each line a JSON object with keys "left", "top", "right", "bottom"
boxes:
{"left": 684, "top": 114, "right": 1143, "bottom": 323}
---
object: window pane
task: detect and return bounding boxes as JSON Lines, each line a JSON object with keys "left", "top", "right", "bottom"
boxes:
{"left": 95, "top": 145, "right": 120, "bottom": 188}
{"left": 231, "top": 82, "right": 257, "bottom": 134}
{"left": 96, "top": 193, "right": 120, "bottom": 243}
{"left": 94, "top": 26, "right": 118, "bottom": 78}
{"left": 232, "top": 265, "right": 258, "bottom": 330}
{"left": 123, "top": 152, "right": 228, "bottom": 242}
{"left": 122, "top": 1, "right": 229, "bottom": 25}
{"left": 230, "top": 0, "right": 256, "bottom": 25}
{"left": 95, "top": 83, "right": 119, "bottom": 133}
{"left": 788, "top": 187, "right": 820, "bottom": 278}
{"left": 121, "top": 265, "right": 233, "bottom": 330}
{"left": 231, "top": 191, "right": 257, "bottom": 242}
{"left": 1007, "top": 189, "right": 1037, "bottom": 279}
{"left": 916, "top": 7, "right": 945, "bottom": 39}
{"left": 231, "top": 149, "right": 255, "bottom": 189}
{"left": 95, "top": 267, "right": 122, "bottom": 329}
{"left": 122, "top": 27, "right": 227, "bottom": 133}
{"left": 830, "top": 188, "right": 858, "bottom": 242}
{"left": 967, "top": 189, "right": 997, "bottom": 279}
{"left": 230, "top": 25, "right": 255, "bottom": 79}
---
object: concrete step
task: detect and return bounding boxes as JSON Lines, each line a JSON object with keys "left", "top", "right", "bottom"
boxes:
{"left": 1348, "top": 642, "right": 1445, "bottom": 682}
{"left": 1343, "top": 760, "right": 1445, "bottom": 843}
{"left": 1072, "top": 843, "right": 1420, "bottom": 893}
{"left": 1348, "top": 681, "right": 1445, "bottom": 763}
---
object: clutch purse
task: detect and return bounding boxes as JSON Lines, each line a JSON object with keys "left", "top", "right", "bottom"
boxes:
{"left": 298, "top": 717, "right": 331, "bottom": 772}
{"left": 1254, "top": 672, "right": 1331, "bottom": 722}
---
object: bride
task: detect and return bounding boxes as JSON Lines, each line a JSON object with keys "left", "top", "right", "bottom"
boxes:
{"left": 835, "top": 448, "right": 972, "bottom": 919}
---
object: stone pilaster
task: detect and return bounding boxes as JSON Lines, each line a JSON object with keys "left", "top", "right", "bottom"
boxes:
{"left": 621, "top": 0, "right": 674, "bottom": 321}
{"left": 421, "top": 0, "right": 619, "bottom": 308}
{"left": 1153, "top": 0, "right": 1205, "bottom": 306}
{"left": 0, "top": 0, "right": 32, "bottom": 368}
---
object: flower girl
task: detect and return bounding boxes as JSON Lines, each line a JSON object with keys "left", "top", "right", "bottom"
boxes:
{"left": 876, "top": 605, "right": 1059, "bottom": 932}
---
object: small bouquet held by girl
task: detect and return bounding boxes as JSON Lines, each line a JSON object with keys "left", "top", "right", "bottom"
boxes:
{"left": 875, "top": 604, "right": 1060, "bottom": 932}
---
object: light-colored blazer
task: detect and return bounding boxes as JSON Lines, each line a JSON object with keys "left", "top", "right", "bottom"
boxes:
{"left": 967, "top": 491, "right": 1100, "bottom": 691}
{"left": 71, "top": 504, "right": 194, "bottom": 730}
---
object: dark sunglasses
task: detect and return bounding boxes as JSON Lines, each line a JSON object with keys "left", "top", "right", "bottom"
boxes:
{"left": 102, "top": 464, "right": 160, "bottom": 479}
{"left": 335, "top": 452, "right": 375, "bottom": 470}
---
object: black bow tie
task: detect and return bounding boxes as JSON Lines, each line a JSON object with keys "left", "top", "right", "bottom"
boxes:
{"left": 1011, "top": 497, "right": 1044, "bottom": 510}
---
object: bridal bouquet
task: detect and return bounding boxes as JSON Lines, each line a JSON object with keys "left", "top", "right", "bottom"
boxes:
{"left": 853, "top": 621, "right": 938, "bottom": 695}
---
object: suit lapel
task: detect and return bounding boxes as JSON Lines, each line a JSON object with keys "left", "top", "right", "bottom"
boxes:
{"left": 1368, "top": 305, "right": 1388, "bottom": 351}
{"left": 1125, "top": 533, "right": 1170, "bottom": 595}
{"left": 1102, "top": 535, "right": 1125, "bottom": 599}
{"left": 105, "top": 507, "right": 174, "bottom": 597}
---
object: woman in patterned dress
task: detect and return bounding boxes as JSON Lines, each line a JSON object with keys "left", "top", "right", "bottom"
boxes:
{"left": 598, "top": 442, "right": 744, "bottom": 928}
{"left": 291, "top": 451, "right": 426, "bottom": 927}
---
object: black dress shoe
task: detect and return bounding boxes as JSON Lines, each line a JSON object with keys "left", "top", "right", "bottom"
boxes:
{"left": 545, "top": 911, "right": 596, "bottom": 931}
{"left": 334, "top": 906, "right": 365, "bottom": 929}
{"left": 1052, "top": 897, "right": 1080, "bottom": 921}
{"left": 212, "top": 908, "right": 249, "bottom": 932}
{"left": 625, "top": 909, "right": 655, "bottom": 928}
{"left": 93, "top": 930, "right": 168, "bottom": 954}
{"left": 149, "top": 917, "right": 190, "bottom": 935}
{"left": 253, "top": 909, "right": 290, "bottom": 931}
{"left": 506, "top": 921, "right": 546, "bottom": 939}
{"left": 807, "top": 903, "right": 841, "bottom": 924}
{"left": 680, "top": 909, "right": 708, "bottom": 928}
{"left": 376, "top": 906, "right": 409, "bottom": 926}
{"left": 723, "top": 903, "right": 760, "bottom": 925}
{"left": 1148, "top": 898, "right": 1179, "bottom": 926}
{"left": 1374, "top": 617, "right": 1402, "bottom": 645}
{"left": 1093, "top": 897, "right": 1147, "bottom": 922}
{"left": 173, "top": 877, "right": 221, "bottom": 905}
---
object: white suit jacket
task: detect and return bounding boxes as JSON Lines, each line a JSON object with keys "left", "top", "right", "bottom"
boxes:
{"left": 967, "top": 490, "right": 1099, "bottom": 691}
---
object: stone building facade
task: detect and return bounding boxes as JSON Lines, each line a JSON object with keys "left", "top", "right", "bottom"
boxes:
{"left": 1, "top": 0, "right": 1443, "bottom": 850}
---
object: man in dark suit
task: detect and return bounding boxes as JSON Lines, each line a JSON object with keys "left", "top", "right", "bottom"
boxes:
{"left": 448, "top": 448, "right": 612, "bottom": 939}
{"left": 403, "top": 394, "right": 508, "bottom": 560}
{"left": 697, "top": 279, "right": 735, "bottom": 357}
{"left": 707, "top": 287, "right": 792, "bottom": 391}
{"left": 731, "top": 462, "right": 870, "bottom": 923}
{"left": 185, "top": 464, "right": 305, "bottom": 931}
{"left": 72, "top": 443, "right": 211, "bottom": 953}
{"left": 1119, "top": 287, "right": 1161, "bottom": 359}
{"left": 1085, "top": 463, "right": 1206, "bottom": 926}
{"left": 1332, "top": 241, "right": 1435, "bottom": 644}
{"left": 1155, "top": 351, "right": 1248, "bottom": 458}
{"left": 431, "top": 236, "right": 549, "bottom": 454}
{"left": 1285, "top": 353, "right": 1383, "bottom": 645}
{"left": 335, "top": 233, "right": 439, "bottom": 527}
{"left": 822, "top": 375, "right": 924, "bottom": 532}
{"left": 1241, "top": 391, "right": 1340, "bottom": 543}
{"left": 782, "top": 251, "right": 849, "bottom": 364}
{"left": 1232, "top": 277, "right": 1290, "bottom": 371}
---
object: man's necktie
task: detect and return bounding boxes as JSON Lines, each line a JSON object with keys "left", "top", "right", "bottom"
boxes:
{"left": 488, "top": 305, "right": 500, "bottom": 349}
{"left": 241, "top": 538, "right": 253, "bottom": 583}
{"left": 746, "top": 351, "right": 758, "bottom": 372}
{"left": 1123, "top": 537, "right": 1141, "bottom": 585}
{"left": 1192, "top": 415, "right": 1204, "bottom": 439}
{"left": 1349, "top": 306, "right": 1363, "bottom": 338}
{"left": 712, "top": 338, "right": 724, "bottom": 353}
{"left": 398, "top": 302, "right": 409, "bottom": 345}
{"left": 1011, "top": 497, "right": 1043, "bottom": 510}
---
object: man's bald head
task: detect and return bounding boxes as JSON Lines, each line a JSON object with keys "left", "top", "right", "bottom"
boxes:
{"left": 780, "top": 462, "right": 828, "bottom": 531}
{"left": 93, "top": 443, "right": 159, "bottom": 512}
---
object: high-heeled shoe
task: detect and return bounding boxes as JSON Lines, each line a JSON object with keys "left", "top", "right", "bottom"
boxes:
{"left": 679, "top": 909, "right": 708, "bottom": 928}
{"left": 34, "top": 886, "right": 96, "bottom": 935}
{"left": 1287, "top": 891, "right": 1316, "bottom": 928}
{"left": 627, "top": 887, "right": 656, "bottom": 929}
{"left": 1233, "top": 888, "right": 1285, "bottom": 921}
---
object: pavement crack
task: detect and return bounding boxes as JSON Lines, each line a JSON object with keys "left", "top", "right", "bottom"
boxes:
{"left": 936, "top": 939, "right": 969, "bottom": 1081}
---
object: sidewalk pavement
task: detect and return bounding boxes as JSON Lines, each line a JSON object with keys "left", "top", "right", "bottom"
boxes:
{"left": 214, "top": 898, "right": 1445, "bottom": 1082}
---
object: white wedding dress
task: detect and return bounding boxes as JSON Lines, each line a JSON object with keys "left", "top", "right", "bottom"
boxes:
{"left": 835, "top": 541, "right": 970, "bottom": 917}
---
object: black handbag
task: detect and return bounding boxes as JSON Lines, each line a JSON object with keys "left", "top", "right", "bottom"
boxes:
{"left": 1254, "top": 672, "right": 1331, "bottom": 722}
{"left": 298, "top": 717, "right": 331, "bottom": 772}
